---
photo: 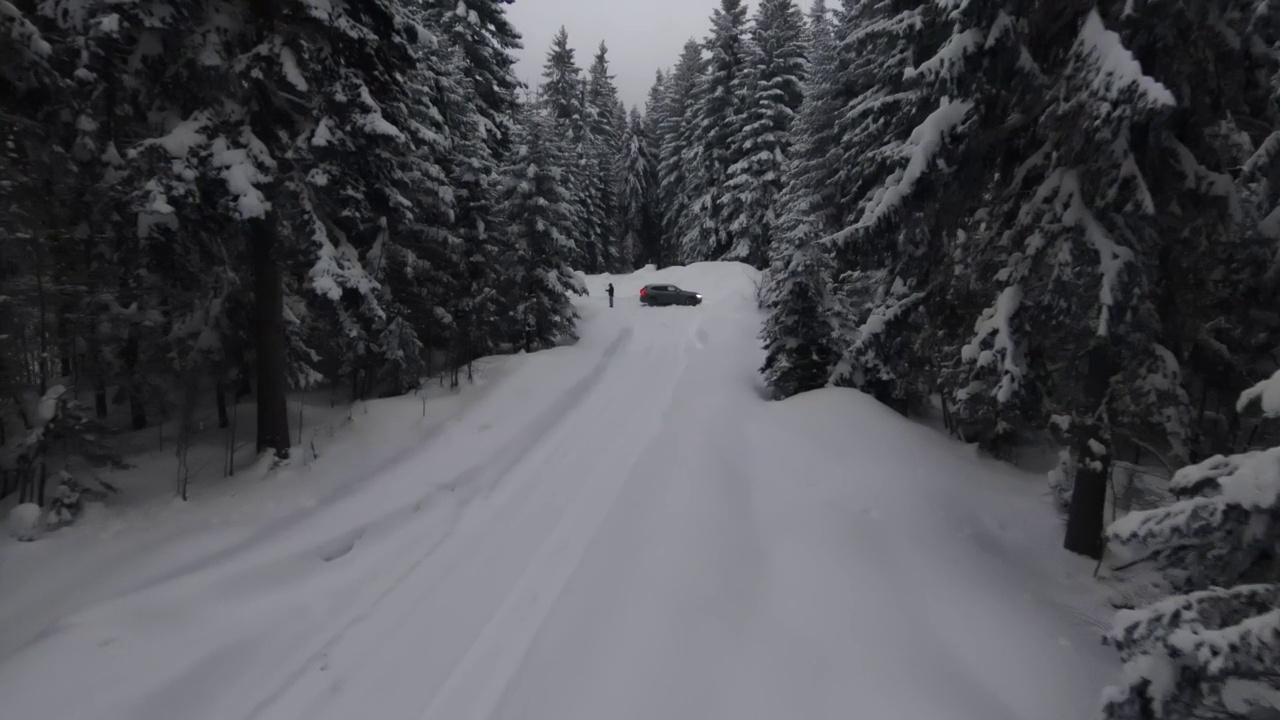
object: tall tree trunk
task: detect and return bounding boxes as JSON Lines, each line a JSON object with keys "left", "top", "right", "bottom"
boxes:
{"left": 250, "top": 217, "right": 290, "bottom": 457}
{"left": 34, "top": 241, "right": 49, "bottom": 396}
{"left": 95, "top": 377, "right": 108, "bottom": 419}
{"left": 129, "top": 388, "right": 147, "bottom": 431}
{"left": 1064, "top": 342, "right": 1115, "bottom": 559}
{"left": 238, "top": 358, "right": 253, "bottom": 398}
{"left": 216, "top": 380, "right": 229, "bottom": 429}
{"left": 122, "top": 335, "right": 147, "bottom": 430}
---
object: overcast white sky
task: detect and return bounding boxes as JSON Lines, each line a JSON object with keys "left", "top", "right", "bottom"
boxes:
{"left": 505, "top": 0, "right": 759, "bottom": 110}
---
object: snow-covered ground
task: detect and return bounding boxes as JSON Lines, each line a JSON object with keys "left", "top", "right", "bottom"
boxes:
{"left": 0, "top": 262, "right": 1117, "bottom": 720}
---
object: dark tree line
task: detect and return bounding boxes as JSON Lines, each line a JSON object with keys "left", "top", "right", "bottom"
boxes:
{"left": 0, "top": 0, "right": 608, "bottom": 505}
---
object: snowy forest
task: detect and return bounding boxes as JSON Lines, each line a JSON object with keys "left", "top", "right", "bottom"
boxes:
{"left": 4, "top": 0, "right": 1280, "bottom": 718}
{"left": 1, "top": 0, "right": 608, "bottom": 496}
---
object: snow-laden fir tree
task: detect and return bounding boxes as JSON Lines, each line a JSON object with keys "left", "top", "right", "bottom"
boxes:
{"left": 296, "top": 1, "right": 465, "bottom": 400}
{"left": 683, "top": 0, "right": 752, "bottom": 263}
{"left": 541, "top": 27, "right": 585, "bottom": 128}
{"left": 499, "top": 104, "right": 587, "bottom": 352}
{"left": 1101, "top": 369, "right": 1280, "bottom": 720}
{"left": 721, "top": 0, "right": 807, "bottom": 269}
{"left": 654, "top": 40, "right": 706, "bottom": 268}
{"left": 582, "top": 42, "right": 626, "bottom": 272}
{"left": 940, "top": 2, "right": 1278, "bottom": 555}
{"left": 641, "top": 69, "right": 669, "bottom": 265}
{"left": 618, "top": 107, "right": 660, "bottom": 271}
{"left": 432, "top": 0, "right": 523, "bottom": 162}
{"left": 436, "top": 39, "right": 512, "bottom": 382}
{"left": 758, "top": 0, "right": 839, "bottom": 399}
{"left": 536, "top": 28, "right": 601, "bottom": 272}
{"left": 822, "top": 0, "right": 951, "bottom": 414}
{"left": 92, "top": 0, "right": 479, "bottom": 449}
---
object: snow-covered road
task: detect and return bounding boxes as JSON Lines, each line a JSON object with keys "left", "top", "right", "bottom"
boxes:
{"left": 0, "top": 263, "right": 1116, "bottom": 720}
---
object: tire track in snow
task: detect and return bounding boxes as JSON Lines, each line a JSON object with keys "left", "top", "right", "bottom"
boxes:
{"left": 412, "top": 313, "right": 698, "bottom": 720}
{"left": 239, "top": 328, "right": 637, "bottom": 720}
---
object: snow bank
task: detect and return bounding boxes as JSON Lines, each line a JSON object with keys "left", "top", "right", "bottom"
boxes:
{"left": 8, "top": 503, "right": 42, "bottom": 542}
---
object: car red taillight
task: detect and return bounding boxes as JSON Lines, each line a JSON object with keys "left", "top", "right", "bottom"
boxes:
{"left": 639, "top": 287, "right": 646, "bottom": 296}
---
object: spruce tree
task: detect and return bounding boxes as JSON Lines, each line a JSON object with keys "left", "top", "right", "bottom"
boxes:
{"left": 654, "top": 40, "right": 706, "bottom": 267}
{"left": 585, "top": 42, "right": 626, "bottom": 271}
{"left": 683, "top": 0, "right": 751, "bottom": 263}
{"left": 758, "top": 0, "right": 838, "bottom": 399}
{"left": 541, "top": 27, "right": 585, "bottom": 127}
{"left": 499, "top": 105, "right": 586, "bottom": 352}
{"left": 722, "top": 0, "right": 806, "bottom": 269}
{"left": 432, "top": 0, "right": 523, "bottom": 162}
{"left": 618, "top": 107, "right": 660, "bottom": 270}
{"left": 1102, "top": 370, "right": 1280, "bottom": 720}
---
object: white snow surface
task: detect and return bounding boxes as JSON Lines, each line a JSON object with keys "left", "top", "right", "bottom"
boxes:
{"left": 1238, "top": 368, "right": 1280, "bottom": 417}
{"left": 7, "top": 503, "right": 42, "bottom": 541}
{"left": 1075, "top": 10, "right": 1176, "bottom": 108}
{"left": 0, "top": 262, "right": 1114, "bottom": 720}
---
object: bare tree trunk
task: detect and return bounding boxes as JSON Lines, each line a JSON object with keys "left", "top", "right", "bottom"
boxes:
{"left": 34, "top": 241, "right": 49, "bottom": 396}
{"left": 216, "top": 379, "right": 230, "bottom": 429}
{"left": 1064, "top": 342, "right": 1115, "bottom": 559}
{"left": 94, "top": 342, "right": 108, "bottom": 417}
{"left": 238, "top": 358, "right": 253, "bottom": 398}
{"left": 250, "top": 217, "right": 290, "bottom": 457}
{"left": 37, "top": 455, "right": 48, "bottom": 505}
{"left": 226, "top": 398, "right": 238, "bottom": 477}
{"left": 175, "top": 370, "right": 200, "bottom": 501}
{"left": 122, "top": 335, "right": 147, "bottom": 430}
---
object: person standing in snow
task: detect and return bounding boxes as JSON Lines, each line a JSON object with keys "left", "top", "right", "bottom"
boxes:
{"left": 606, "top": 283, "right": 614, "bottom": 308}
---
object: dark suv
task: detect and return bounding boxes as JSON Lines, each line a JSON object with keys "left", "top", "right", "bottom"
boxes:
{"left": 639, "top": 284, "right": 703, "bottom": 306}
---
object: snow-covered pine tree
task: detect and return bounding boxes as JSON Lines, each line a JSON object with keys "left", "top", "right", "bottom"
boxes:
{"left": 824, "top": 0, "right": 1035, "bottom": 419}
{"left": 758, "top": 0, "right": 839, "bottom": 399}
{"left": 0, "top": 0, "right": 82, "bottom": 445}
{"left": 499, "top": 104, "right": 586, "bottom": 352}
{"left": 294, "top": 2, "right": 465, "bottom": 400}
{"left": 683, "top": 0, "right": 752, "bottom": 263}
{"left": 939, "top": 2, "right": 1277, "bottom": 556}
{"left": 116, "top": 0, "right": 462, "bottom": 450}
{"left": 432, "top": 0, "right": 523, "bottom": 162}
{"left": 436, "top": 36, "right": 512, "bottom": 380}
{"left": 536, "top": 28, "right": 600, "bottom": 271}
{"left": 35, "top": 0, "right": 237, "bottom": 433}
{"left": 721, "top": 0, "right": 806, "bottom": 269}
{"left": 541, "top": 27, "right": 585, "bottom": 128}
{"left": 821, "top": 0, "right": 946, "bottom": 413}
{"left": 641, "top": 69, "right": 669, "bottom": 267}
{"left": 584, "top": 42, "right": 626, "bottom": 271}
{"left": 618, "top": 107, "right": 660, "bottom": 270}
{"left": 654, "top": 40, "right": 706, "bottom": 268}
{"left": 1101, "top": 369, "right": 1280, "bottom": 720}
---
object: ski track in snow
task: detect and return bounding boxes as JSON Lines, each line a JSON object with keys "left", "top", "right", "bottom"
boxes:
{"left": 0, "top": 264, "right": 1116, "bottom": 720}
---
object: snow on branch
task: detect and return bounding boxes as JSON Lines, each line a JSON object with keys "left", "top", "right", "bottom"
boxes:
{"left": 1, "top": 1, "right": 52, "bottom": 57}
{"left": 1102, "top": 584, "right": 1280, "bottom": 720}
{"left": 1107, "top": 444, "right": 1280, "bottom": 591}
{"left": 1074, "top": 10, "right": 1176, "bottom": 109}
{"left": 1237, "top": 369, "right": 1280, "bottom": 417}
{"left": 959, "top": 285, "right": 1024, "bottom": 404}
{"left": 1027, "top": 168, "right": 1135, "bottom": 336}
{"left": 904, "top": 28, "right": 981, "bottom": 83}
{"left": 210, "top": 137, "right": 272, "bottom": 219}
{"left": 855, "top": 98, "right": 974, "bottom": 230}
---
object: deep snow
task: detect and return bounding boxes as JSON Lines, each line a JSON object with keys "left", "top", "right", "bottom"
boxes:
{"left": 0, "top": 262, "right": 1116, "bottom": 720}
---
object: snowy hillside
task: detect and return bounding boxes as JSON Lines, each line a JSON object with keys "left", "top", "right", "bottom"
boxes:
{"left": 0, "top": 262, "right": 1115, "bottom": 720}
